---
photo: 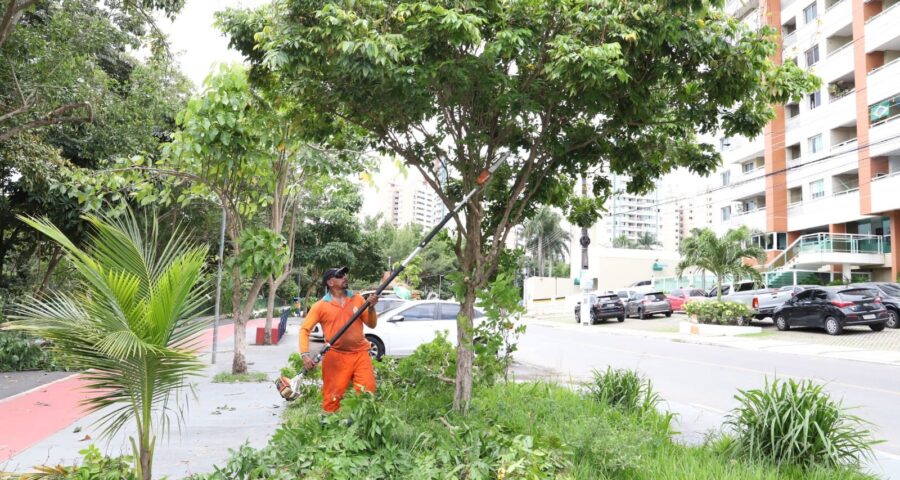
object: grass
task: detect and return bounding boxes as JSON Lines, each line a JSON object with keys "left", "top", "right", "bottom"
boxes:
{"left": 189, "top": 339, "right": 875, "bottom": 480}
{"left": 212, "top": 371, "right": 268, "bottom": 383}
{"left": 741, "top": 330, "right": 777, "bottom": 339}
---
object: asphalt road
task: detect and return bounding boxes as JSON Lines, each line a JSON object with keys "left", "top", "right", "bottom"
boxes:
{"left": 514, "top": 322, "right": 900, "bottom": 479}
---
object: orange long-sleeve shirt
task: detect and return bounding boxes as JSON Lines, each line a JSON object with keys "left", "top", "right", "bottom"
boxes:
{"left": 299, "top": 291, "right": 377, "bottom": 354}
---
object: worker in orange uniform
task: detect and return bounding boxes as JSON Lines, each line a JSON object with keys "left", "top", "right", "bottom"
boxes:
{"left": 299, "top": 266, "right": 379, "bottom": 413}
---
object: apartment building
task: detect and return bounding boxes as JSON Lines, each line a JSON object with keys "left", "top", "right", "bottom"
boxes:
{"left": 711, "top": 0, "right": 900, "bottom": 282}
{"left": 381, "top": 167, "right": 447, "bottom": 229}
{"left": 595, "top": 174, "right": 662, "bottom": 247}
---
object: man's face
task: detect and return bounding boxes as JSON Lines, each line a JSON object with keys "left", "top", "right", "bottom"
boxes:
{"left": 328, "top": 272, "right": 348, "bottom": 290}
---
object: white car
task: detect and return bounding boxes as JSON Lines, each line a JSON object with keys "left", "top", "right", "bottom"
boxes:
{"left": 364, "top": 300, "right": 486, "bottom": 359}
{"left": 309, "top": 296, "right": 409, "bottom": 341}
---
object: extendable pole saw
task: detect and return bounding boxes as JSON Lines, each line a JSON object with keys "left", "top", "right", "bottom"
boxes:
{"left": 276, "top": 159, "right": 504, "bottom": 401}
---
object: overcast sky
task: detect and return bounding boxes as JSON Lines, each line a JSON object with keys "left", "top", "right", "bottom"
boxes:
{"left": 158, "top": 0, "right": 269, "bottom": 89}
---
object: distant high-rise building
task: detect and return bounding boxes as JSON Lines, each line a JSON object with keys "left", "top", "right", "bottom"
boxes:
{"left": 381, "top": 165, "right": 446, "bottom": 229}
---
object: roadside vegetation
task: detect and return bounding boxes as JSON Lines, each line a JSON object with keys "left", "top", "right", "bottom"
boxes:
{"left": 212, "top": 372, "right": 268, "bottom": 384}
{"left": 181, "top": 337, "right": 875, "bottom": 480}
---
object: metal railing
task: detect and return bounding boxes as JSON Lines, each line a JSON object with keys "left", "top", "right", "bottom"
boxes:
{"left": 766, "top": 233, "right": 884, "bottom": 271}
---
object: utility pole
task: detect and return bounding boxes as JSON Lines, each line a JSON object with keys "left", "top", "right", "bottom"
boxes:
{"left": 212, "top": 207, "right": 226, "bottom": 364}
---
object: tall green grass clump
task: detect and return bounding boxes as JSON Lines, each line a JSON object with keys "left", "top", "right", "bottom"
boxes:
{"left": 724, "top": 378, "right": 877, "bottom": 468}
{"left": 588, "top": 367, "right": 661, "bottom": 415}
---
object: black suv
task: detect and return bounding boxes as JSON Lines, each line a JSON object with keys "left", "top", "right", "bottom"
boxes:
{"left": 574, "top": 293, "right": 626, "bottom": 324}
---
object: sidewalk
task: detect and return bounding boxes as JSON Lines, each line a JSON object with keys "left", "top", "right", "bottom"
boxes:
{"left": 0, "top": 318, "right": 300, "bottom": 478}
{"left": 525, "top": 316, "right": 900, "bottom": 366}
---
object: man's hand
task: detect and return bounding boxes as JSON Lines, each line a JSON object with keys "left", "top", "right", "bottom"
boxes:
{"left": 368, "top": 294, "right": 379, "bottom": 307}
{"left": 302, "top": 353, "right": 316, "bottom": 371}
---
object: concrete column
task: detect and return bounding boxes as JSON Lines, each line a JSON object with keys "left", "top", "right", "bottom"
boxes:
{"left": 842, "top": 263, "right": 852, "bottom": 284}
{"left": 891, "top": 210, "right": 900, "bottom": 281}
{"left": 853, "top": 0, "right": 884, "bottom": 215}
{"left": 764, "top": 0, "right": 787, "bottom": 234}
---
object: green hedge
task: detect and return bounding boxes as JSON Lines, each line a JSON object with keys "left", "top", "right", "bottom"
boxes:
{"left": 684, "top": 301, "right": 753, "bottom": 326}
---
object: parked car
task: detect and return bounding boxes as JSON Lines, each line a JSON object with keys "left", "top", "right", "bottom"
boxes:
{"left": 772, "top": 287, "right": 888, "bottom": 335}
{"left": 361, "top": 300, "right": 487, "bottom": 359}
{"left": 310, "top": 294, "right": 410, "bottom": 341}
{"left": 666, "top": 288, "right": 708, "bottom": 311}
{"left": 625, "top": 292, "right": 673, "bottom": 320}
{"left": 849, "top": 282, "right": 900, "bottom": 329}
{"left": 708, "top": 281, "right": 792, "bottom": 320}
{"left": 574, "top": 293, "right": 626, "bottom": 324}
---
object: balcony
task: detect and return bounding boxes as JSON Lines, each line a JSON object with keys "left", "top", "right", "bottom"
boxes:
{"left": 866, "top": 2, "right": 900, "bottom": 54}
{"left": 817, "top": 42, "right": 854, "bottom": 83}
{"left": 787, "top": 189, "right": 862, "bottom": 232}
{"left": 869, "top": 115, "right": 900, "bottom": 158}
{"left": 822, "top": 0, "right": 852, "bottom": 38}
{"left": 868, "top": 59, "right": 900, "bottom": 108}
{"left": 722, "top": 135, "right": 764, "bottom": 164}
{"left": 871, "top": 172, "right": 900, "bottom": 213}
{"left": 728, "top": 207, "right": 767, "bottom": 232}
{"left": 783, "top": 30, "right": 798, "bottom": 49}
{"left": 767, "top": 233, "right": 886, "bottom": 271}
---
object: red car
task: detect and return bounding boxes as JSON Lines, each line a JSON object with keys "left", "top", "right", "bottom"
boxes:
{"left": 666, "top": 288, "right": 708, "bottom": 311}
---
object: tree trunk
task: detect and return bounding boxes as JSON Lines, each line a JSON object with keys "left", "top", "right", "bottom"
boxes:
{"left": 231, "top": 265, "right": 248, "bottom": 374}
{"left": 454, "top": 203, "right": 484, "bottom": 413}
{"left": 35, "top": 245, "right": 62, "bottom": 295}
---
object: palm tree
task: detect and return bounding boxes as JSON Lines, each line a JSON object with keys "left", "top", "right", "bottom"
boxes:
{"left": 5, "top": 212, "right": 208, "bottom": 480}
{"left": 676, "top": 226, "right": 766, "bottom": 302}
{"left": 523, "top": 207, "right": 571, "bottom": 277}
{"left": 636, "top": 233, "right": 660, "bottom": 250}
{"left": 613, "top": 234, "right": 636, "bottom": 249}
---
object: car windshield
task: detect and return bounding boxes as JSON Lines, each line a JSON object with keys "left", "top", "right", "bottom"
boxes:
{"left": 838, "top": 288, "right": 879, "bottom": 301}
{"left": 645, "top": 293, "right": 665, "bottom": 301}
{"left": 688, "top": 289, "right": 706, "bottom": 296}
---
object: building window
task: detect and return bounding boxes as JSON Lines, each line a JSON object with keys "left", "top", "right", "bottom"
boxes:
{"left": 721, "top": 171, "right": 731, "bottom": 186}
{"left": 805, "top": 45, "right": 820, "bottom": 66}
{"left": 721, "top": 206, "right": 732, "bottom": 221}
{"left": 810, "top": 179, "right": 825, "bottom": 199}
{"left": 742, "top": 162, "right": 755, "bottom": 173}
{"left": 808, "top": 134, "right": 823, "bottom": 154}
{"left": 803, "top": 2, "right": 818, "bottom": 24}
{"left": 808, "top": 90, "right": 821, "bottom": 109}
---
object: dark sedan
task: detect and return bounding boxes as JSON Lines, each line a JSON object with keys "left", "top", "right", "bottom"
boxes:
{"left": 574, "top": 293, "right": 626, "bottom": 324}
{"left": 772, "top": 287, "right": 888, "bottom": 335}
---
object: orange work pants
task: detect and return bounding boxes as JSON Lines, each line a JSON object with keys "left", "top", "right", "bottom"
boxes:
{"left": 321, "top": 348, "right": 376, "bottom": 413}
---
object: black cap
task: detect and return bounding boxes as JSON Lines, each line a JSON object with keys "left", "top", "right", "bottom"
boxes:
{"left": 322, "top": 266, "right": 349, "bottom": 287}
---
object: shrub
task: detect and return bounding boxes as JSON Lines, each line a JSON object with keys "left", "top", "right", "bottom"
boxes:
{"left": 724, "top": 378, "right": 877, "bottom": 468}
{"left": 588, "top": 367, "right": 662, "bottom": 416}
{"left": 23, "top": 444, "right": 138, "bottom": 479}
{"left": 0, "top": 330, "right": 60, "bottom": 372}
{"left": 684, "top": 301, "right": 753, "bottom": 325}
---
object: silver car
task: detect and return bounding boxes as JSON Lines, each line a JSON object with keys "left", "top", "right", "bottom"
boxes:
{"left": 625, "top": 291, "right": 673, "bottom": 320}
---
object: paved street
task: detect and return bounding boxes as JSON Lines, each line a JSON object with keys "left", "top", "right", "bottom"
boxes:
{"left": 514, "top": 321, "right": 900, "bottom": 479}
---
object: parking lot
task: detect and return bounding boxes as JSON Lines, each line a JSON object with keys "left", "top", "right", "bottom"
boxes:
{"left": 537, "top": 311, "right": 900, "bottom": 352}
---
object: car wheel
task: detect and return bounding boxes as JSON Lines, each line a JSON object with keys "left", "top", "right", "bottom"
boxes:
{"left": 870, "top": 322, "right": 887, "bottom": 332}
{"left": 639, "top": 309, "right": 646, "bottom": 320}
{"left": 825, "top": 316, "right": 843, "bottom": 336}
{"left": 617, "top": 316, "right": 625, "bottom": 322}
{"left": 736, "top": 316, "right": 751, "bottom": 327}
{"left": 365, "top": 334, "right": 385, "bottom": 360}
{"left": 665, "top": 311, "right": 672, "bottom": 318}
{"left": 775, "top": 315, "right": 789, "bottom": 331}
{"left": 886, "top": 309, "right": 899, "bottom": 329}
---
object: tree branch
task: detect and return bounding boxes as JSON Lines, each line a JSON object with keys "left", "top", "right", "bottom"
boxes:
{"left": 0, "top": 101, "right": 94, "bottom": 143}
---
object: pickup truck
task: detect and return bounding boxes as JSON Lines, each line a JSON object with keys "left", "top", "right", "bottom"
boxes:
{"left": 706, "top": 281, "right": 793, "bottom": 322}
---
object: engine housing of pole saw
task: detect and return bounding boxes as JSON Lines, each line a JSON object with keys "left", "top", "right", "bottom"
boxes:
{"left": 276, "top": 375, "right": 301, "bottom": 401}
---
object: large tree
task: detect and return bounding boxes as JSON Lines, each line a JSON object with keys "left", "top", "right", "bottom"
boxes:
{"left": 0, "top": 0, "right": 185, "bottom": 142}
{"left": 219, "top": 0, "right": 817, "bottom": 411}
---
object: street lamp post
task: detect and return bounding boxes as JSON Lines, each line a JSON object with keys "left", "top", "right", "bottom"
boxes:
{"left": 579, "top": 174, "right": 592, "bottom": 326}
